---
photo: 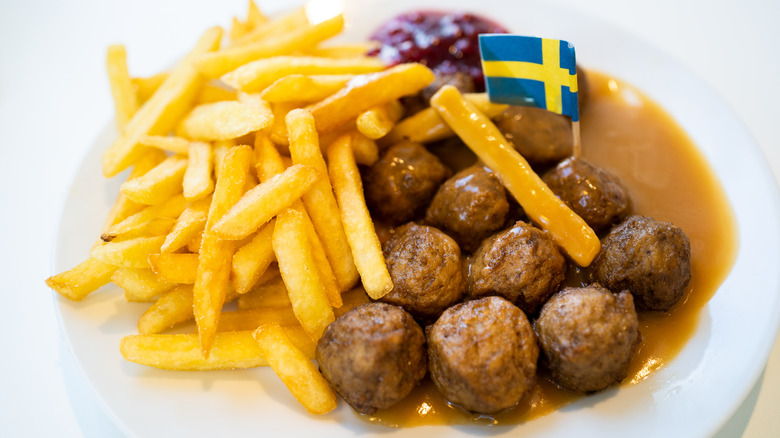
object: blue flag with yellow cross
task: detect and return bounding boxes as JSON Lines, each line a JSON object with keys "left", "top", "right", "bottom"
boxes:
{"left": 479, "top": 35, "right": 579, "bottom": 122}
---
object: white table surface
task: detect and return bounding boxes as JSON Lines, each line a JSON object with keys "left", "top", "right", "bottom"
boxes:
{"left": 1, "top": 0, "right": 778, "bottom": 436}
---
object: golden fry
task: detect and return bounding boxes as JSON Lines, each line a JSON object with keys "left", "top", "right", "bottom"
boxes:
{"left": 102, "top": 27, "right": 222, "bottom": 177}
{"left": 193, "top": 146, "right": 252, "bottom": 357}
{"left": 106, "top": 44, "right": 138, "bottom": 130}
{"left": 430, "top": 86, "right": 600, "bottom": 266}
{"left": 197, "top": 15, "right": 344, "bottom": 79}
{"left": 177, "top": 100, "right": 273, "bottom": 142}
{"left": 221, "top": 55, "right": 385, "bottom": 92}
{"left": 327, "top": 135, "right": 393, "bottom": 299}
{"left": 308, "top": 63, "right": 434, "bottom": 134}
{"left": 132, "top": 72, "right": 168, "bottom": 104}
{"left": 230, "top": 7, "right": 308, "bottom": 47}
{"left": 253, "top": 323, "right": 337, "bottom": 414}
{"left": 272, "top": 209, "right": 334, "bottom": 341}
{"left": 355, "top": 100, "right": 404, "bottom": 140}
{"left": 120, "top": 155, "right": 187, "bottom": 205}
{"left": 90, "top": 235, "right": 165, "bottom": 268}
{"left": 259, "top": 74, "right": 353, "bottom": 103}
{"left": 45, "top": 257, "right": 117, "bottom": 301}
{"left": 183, "top": 141, "right": 214, "bottom": 201}
{"left": 160, "top": 195, "right": 211, "bottom": 253}
{"left": 211, "top": 164, "right": 320, "bottom": 240}
{"left": 231, "top": 219, "right": 276, "bottom": 294}
{"left": 112, "top": 267, "right": 175, "bottom": 302}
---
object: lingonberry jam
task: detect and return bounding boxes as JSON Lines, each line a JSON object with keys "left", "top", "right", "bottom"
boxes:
{"left": 369, "top": 11, "right": 508, "bottom": 91}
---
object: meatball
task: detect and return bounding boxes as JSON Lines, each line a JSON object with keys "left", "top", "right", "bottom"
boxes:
{"left": 495, "top": 106, "right": 572, "bottom": 166}
{"left": 315, "top": 302, "right": 426, "bottom": 414}
{"left": 542, "top": 157, "right": 631, "bottom": 233}
{"left": 535, "top": 285, "right": 639, "bottom": 393}
{"left": 425, "top": 165, "right": 510, "bottom": 253}
{"left": 364, "top": 142, "right": 451, "bottom": 224}
{"left": 381, "top": 223, "right": 465, "bottom": 319}
{"left": 468, "top": 221, "right": 566, "bottom": 315}
{"left": 427, "top": 296, "right": 539, "bottom": 414}
{"left": 590, "top": 215, "right": 692, "bottom": 311}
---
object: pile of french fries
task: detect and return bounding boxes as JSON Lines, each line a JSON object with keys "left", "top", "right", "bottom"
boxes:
{"left": 47, "top": 0, "right": 598, "bottom": 417}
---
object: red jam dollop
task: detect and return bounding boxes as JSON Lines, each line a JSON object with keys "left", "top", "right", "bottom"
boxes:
{"left": 369, "top": 11, "right": 508, "bottom": 91}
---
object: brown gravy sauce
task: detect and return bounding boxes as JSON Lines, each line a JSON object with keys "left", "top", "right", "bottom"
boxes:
{"left": 365, "top": 71, "right": 738, "bottom": 426}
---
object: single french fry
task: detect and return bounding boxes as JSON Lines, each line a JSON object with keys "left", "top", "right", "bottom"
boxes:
{"left": 102, "top": 193, "right": 187, "bottom": 242}
{"left": 102, "top": 26, "right": 222, "bottom": 177}
{"left": 137, "top": 285, "right": 195, "bottom": 334}
{"left": 272, "top": 209, "right": 334, "bottom": 341}
{"left": 120, "top": 328, "right": 315, "bottom": 371}
{"left": 120, "top": 155, "right": 187, "bottom": 205}
{"left": 132, "top": 72, "right": 169, "bottom": 104}
{"left": 259, "top": 74, "right": 353, "bottom": 103}
{"left": 381, "top": 92, "right": 509, "bottom": 146}
{"left": 231, "top": 219, "right": 276, "bottom": 294}
{"left": 430, "top": 86, "right": 600, "bottom": 266}
{"left": 106, "top": 44, "right": 138, "bottom": 130}
{"left": 161, "top": 195, "right": 211, "bottom": 253}
{"left": 253, "top": 323, "right": 337, "bottom": 415}
{"left": 230, "top": 16, "right": 253, "bottom": 42}
{"left": 197, "top": 15, "right": 344, "bottom": 79}
{"left": 177, "top": 100, "right": 273, "bottom": 142}
{"left": 149, "top": 253, "right": 199, "bottom": 284}
{"left": 327, "top": 135, "right": 393, "bottom": 299}
{"left": 308, "top": 63, "right": 434, "bottom": 134}
{"left": 90, "top": 236, "right": 165, "bottom": 268}
{"left": 230, "top": 7, "right": 308, "bottom": 47}
{"left": 100, "top": 149, "right": 168, "bottom": 236}
{"left": 218, "top": 306, "right": 299, "bottom": 332}
{"left": 193, "top": 146, "right": 252, "bottom": 357}
{"left": 183, "top": 142, "right": 214, "bottom": 201}
{"left": 221, "top": 55, "right": 385, "bottom": 93}
{"left": 45, "top": 257, "right": 118, "bottom": 301}
{"left": 112, "top": 267, "right": 175, "bottom": 302}
{"left": 138, "top": 135, "right": 191, "bottom": 155}
{"left": 308, "top": 42, "right": 378, "bottom": 58}
{"left": 287, "top": 109, "right": 359, "bottom": 292}
{"left": 348, "top": 130, "right": 380, "bottom": 166}
{"left": 245, "top": 0, "right": 267, "bottom": 28}
{"left": 211, "top": 164, "right": 320, "bottom": 240}
{"left": 355, "top": 100, "right": 404, "bottom": 140}
{"left": 254, "top": 135, "right": 341, "bottom": 307}
{"left": 237, "top": 271, "right": 290, "bottom": 310}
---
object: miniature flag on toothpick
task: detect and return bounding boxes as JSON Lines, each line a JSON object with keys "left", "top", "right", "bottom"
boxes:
{"left": 479, "top": 35, "right": 582, "bottom": 156}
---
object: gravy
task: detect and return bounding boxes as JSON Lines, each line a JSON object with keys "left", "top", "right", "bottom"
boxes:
{"left": 367, "top": 71, "right": 738, "bottom": 426}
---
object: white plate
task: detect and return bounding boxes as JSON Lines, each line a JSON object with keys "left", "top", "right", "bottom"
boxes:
{"left": 53, "top": 0, "right": 780, "bottom": 436}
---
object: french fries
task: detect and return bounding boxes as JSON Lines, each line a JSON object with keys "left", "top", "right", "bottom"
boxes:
{"left": 183, "top": 142, "right": 214, "bottom": 201}
{"left": 327, "top": 135, "right": 393, "bottom": 299}
{"left": 46, "top": 257, "right": 117, "bottom": 302}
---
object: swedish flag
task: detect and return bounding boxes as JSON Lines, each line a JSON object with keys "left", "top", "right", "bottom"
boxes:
{"left": 479, "top": 35, "right": 579, "bottom": 121}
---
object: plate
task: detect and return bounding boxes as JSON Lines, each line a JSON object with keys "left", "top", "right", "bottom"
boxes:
{"left": 53, "top": 0, "right": 780, "bottom": 436}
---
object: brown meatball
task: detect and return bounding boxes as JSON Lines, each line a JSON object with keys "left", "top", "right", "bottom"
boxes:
{"left": 381, "top": 223, "right": 465, "bottom": 319}
{"left": 315, "top": 302, "right": 426, "bottom": 415}
{"left": 535, "top": 285, "right": 639, "bottom": 393}
{"left": 495, "top": 106, "right": 572, "bottom": 166}
{"left": 427, "top": 296, "right": 539, "bottom": 414}
{"left": 542, "top": 157, "right": 631, "bottom": 233}
{"left": 468, "top": 221, "right": 566, "bottom": 315}
{"left": 590, "top": 215, "right": 692, "bottom": 311}
{"left": 425, "top": 165, "right": 510, "bottom": 253}
{"left": 364, "top": 142, "right": 450, "bottom": 225}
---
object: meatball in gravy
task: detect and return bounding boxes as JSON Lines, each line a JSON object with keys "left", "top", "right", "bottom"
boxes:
{"left": 468, "top": 221, "right": 566, "bottom": 315}
{"left": 428, "top": 296, "right": 539, "bottom": 414}
{"left": 425, "top": 165, "right": 510, "bottom": 253}
{"left": 535, "top": 285, "right": 639, "bottom": 393}
{"left": 364, "top": 142, "right": 450, "bottom": 225}
{"left": 316, "top": 303, "right": 426, "bottom": 414}
{"left": 591, "top": 215, "right": 692, "bottom": 311}
{"left": 543, "top": 157, "right": 631, "bottom": 233}
{"left": 381, "top": 223, "right": 465, "bottom": 320}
